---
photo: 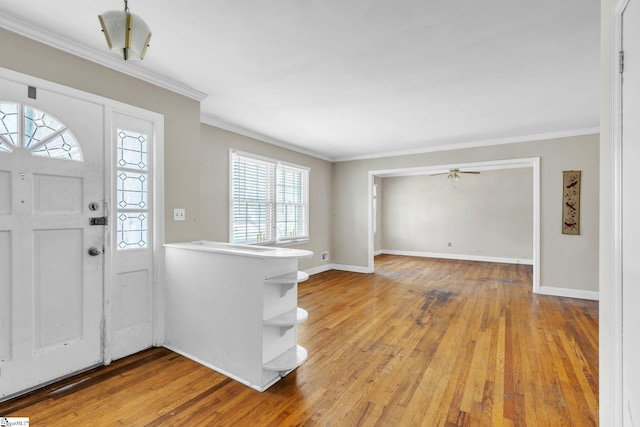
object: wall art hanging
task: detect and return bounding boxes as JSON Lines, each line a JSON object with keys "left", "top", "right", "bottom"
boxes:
{"left": 562, "top": 170, "right": 581, "bottom": 235}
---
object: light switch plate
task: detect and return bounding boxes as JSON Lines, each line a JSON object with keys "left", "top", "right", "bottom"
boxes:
{"left": 174, "top": 208, "right": 186, "bottom": 221}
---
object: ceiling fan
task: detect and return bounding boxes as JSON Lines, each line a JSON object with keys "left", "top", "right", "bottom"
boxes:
{"left": 430, "top": 168, "right": 480, "bottom": 187}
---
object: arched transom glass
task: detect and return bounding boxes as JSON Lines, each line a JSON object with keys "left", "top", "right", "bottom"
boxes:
{"left": 0, "top": 102, "right": 83, "bottom": 161}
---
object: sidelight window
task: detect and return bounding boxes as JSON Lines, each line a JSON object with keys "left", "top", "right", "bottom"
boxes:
{"left": 116, "top": 129, "right": 149, "bottom": 250}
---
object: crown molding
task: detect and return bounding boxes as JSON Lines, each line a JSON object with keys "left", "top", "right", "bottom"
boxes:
{"left": 0, "top": 13, "right": 207, "bottom": 102}
{"left": 333, "top": 127, "right": 600, "bottom": 162}
{"left": 200, "top": 113, "right": 333, "bottom": 162}
{"left": 201, "top": 115, "right": 599, "bottom": 164}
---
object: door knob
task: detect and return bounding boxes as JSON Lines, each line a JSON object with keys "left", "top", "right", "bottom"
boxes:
{"left": 88, "top": 247, "right": 102, "bottom": 256}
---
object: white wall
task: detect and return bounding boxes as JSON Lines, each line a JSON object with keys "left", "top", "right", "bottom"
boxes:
{"left": 332, "top": 134, "right": 599, "bottom": 293}
{"left": 380, "top": 168, "right": 533, "bottom": 261}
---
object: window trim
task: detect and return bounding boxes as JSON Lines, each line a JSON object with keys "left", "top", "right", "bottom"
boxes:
{"left": 229, "top": 149, "right": 310, "bottom": 246}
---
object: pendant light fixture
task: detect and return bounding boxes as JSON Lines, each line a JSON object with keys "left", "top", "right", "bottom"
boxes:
{"left": 98, "top": 0, "right": 152, "bottom": 60}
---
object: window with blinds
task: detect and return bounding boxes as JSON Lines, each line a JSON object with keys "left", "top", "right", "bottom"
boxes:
{"left": 230, "top": 150, "right": 309, "bottom": 245}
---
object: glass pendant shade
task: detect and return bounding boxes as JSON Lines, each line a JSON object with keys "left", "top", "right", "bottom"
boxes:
{"left": 99, "top": 9, "right": 151, "bottom": 60}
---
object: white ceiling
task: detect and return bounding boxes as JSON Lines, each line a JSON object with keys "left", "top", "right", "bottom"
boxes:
{"left": 0, "top": 1, "right": 600, "bottom": 161}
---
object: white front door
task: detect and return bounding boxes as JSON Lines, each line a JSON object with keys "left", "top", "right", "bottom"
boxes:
{"left": 622, "top": 0, "right": 640, "bottom": 423}
{"left": 0, "top": 78, "right": 104, "bottom": 399}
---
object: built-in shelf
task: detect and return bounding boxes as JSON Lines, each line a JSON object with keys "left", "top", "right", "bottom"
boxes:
{"left": 165, "top": 241, "right": 312, "bottom": 392}
{"left": 263, "top": 345, "right": 308, "bottom": 372}
{"left": 264, "top": 307, "right": 309, "bottom": 327}
{"left": 265, "top": 271, "right": 309, "bottom": 284}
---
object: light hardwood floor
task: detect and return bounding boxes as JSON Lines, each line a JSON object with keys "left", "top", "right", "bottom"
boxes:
{"left": 0, "top": 255, "right": 598, "bottom": 426}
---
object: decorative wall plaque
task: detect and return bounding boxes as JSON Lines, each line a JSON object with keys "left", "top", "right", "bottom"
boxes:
{"left": 562, "top": 170, "right": 581, "bottom": 235}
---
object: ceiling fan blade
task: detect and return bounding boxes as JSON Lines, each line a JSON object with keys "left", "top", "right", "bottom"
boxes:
{"left": 460, "top": 171, "right": 480, "bottom": 174}
{"left": 430, "top": 172, "right": 449, "bottom": 176}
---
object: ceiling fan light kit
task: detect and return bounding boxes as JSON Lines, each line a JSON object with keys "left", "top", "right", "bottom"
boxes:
{"left": 99, "top": 0, "right": 152, "bottom": 61}
{"left": 448, "top": 170, "right": 461, "bottom": 187}
{"left": 431, "top": 168, "right": 480, "bottom": 188}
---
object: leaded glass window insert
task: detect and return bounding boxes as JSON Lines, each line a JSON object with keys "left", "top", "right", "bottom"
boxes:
{"left": 31, "top": 132, "right": 82, "bottom": 160}
{"left": 116, "top": 129, "right": 150, "bottom": 250}
{"left": 0, "top": 102, "right": 83, "bottom": 161}
{"left": 117, "top": 171, "right": 148, "bottom": 209}
{"left": 0, "top": 103, "right": 18, "bottom": 152}
{"left": 24, "top": 106, "right": 64, "bottom": 148}
{"left": 117, "top": 130, "right": 148, "bottom": 170}
{"left": 117, "top": 212, "right": 148, "bottom": 249}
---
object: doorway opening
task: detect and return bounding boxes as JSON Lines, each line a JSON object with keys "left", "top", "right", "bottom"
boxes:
{"left": 367, "top": 158, "right": 540, "bottom": 292}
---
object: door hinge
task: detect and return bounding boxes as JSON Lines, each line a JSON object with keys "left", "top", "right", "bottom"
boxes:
{"left": 620, "top": 50, "right": 625, "bottom": 74}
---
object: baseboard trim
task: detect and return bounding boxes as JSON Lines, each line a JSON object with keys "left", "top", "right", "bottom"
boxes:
{"left": 304, "top": 263, "right": 373, "bottom": 275}
{"left": 373, "top": 249, "right": 384, "bottom": 256}
{"left": 330, "top": 264, "right": 373, "bottom": 274}
{"left": 380, "top": 250, "right": 534, "bottom": 265}
{"left": 304, "top": 264, "right": 333, "bottom": 276}
{"left": 536, "top": 286, "right": 599, "bottom": 301}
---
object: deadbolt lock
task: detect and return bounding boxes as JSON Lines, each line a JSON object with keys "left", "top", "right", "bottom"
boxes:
{"left": 90, "top": 216, "right": 108, "bottom": 226}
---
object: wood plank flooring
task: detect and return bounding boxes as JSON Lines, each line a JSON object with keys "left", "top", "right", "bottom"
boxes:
{"left": 0, "top": 255, "right": 599, "bottom": 426}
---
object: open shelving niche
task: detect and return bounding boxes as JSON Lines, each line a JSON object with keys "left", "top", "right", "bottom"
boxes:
{"left": 262, "top": 271, "right": 309, "bottom": 376}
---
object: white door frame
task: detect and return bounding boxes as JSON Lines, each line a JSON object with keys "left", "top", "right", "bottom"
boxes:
{"left": 613, "top": 0, "right": 630, "bottom": 424}
{"left": 0, "top": 66, "right": 165, "bottom": 366}
{"left": 367, "top": 157, "right": 541, "bottom": 292}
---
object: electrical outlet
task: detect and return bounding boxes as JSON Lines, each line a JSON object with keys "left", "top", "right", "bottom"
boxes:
{"left": 174, "top": 208, "right": 186, "bottom": 221}
{"left": 321, "top": 251, "right": 329, "bottom": 261}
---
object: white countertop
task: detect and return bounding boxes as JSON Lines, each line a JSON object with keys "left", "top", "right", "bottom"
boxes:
{"left": 164, "top": 240, "right": 313, "bottom": 259}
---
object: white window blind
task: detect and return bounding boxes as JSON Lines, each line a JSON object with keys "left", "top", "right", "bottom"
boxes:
{"left": 230, "top": 150, "right": 309, "bottom": 245}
